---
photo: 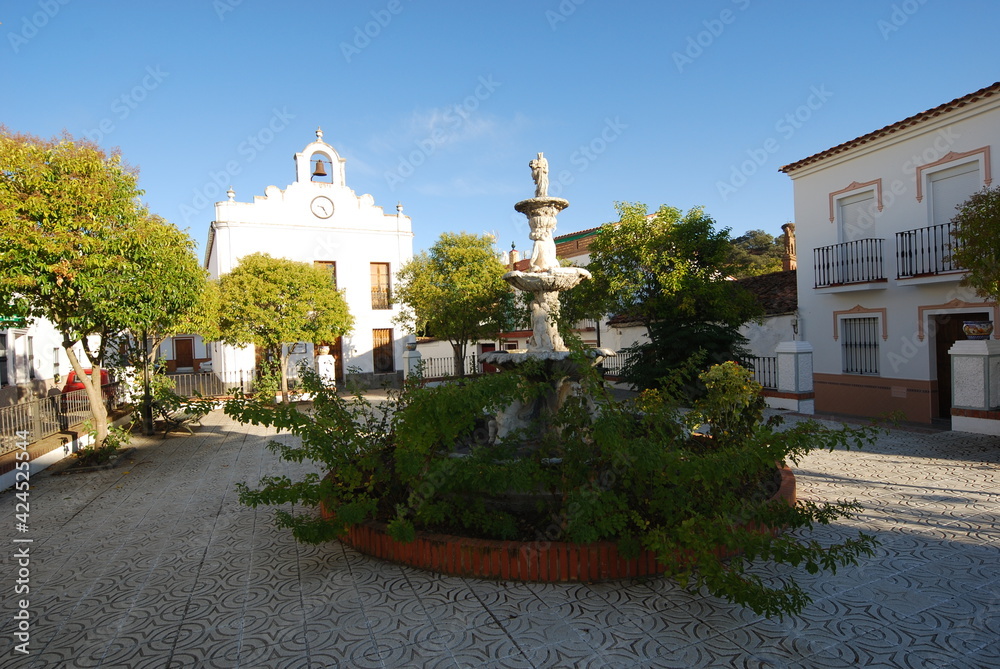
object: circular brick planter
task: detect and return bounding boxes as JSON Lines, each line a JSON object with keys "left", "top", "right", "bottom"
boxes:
{"left": 322, "top": 465, "right": 796, "bottom": 583}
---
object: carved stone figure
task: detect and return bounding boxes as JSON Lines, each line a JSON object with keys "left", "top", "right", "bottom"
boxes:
{"left": 529, "top": 152, "right": 549, "bottom": 198}
{"left": 315, "top": 345, "right": 337, "bottom": 387}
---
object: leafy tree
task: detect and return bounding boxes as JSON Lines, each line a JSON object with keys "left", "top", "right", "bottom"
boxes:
{"left": 105, "top": 213, "right": 210, "bottom": 435}
{"left": 0, "top": 128, "right": 170, "bottom": 443}
{"left": 730, "top": 229, "right": 785, "bottom": 277}
{"left": 951, "top": 185, "right": 1000, "bottom": 302}
{"left": 113, "top": 213, "right": 212, "bottom": 367}
{"left": 394, "top": 232, "right": 511, "bottom": 377}
{"left": 217, "top": 253, "right": 354, "bottom": 403}
{"left": 584, "top": 202, "right": 762, "bottom": 394}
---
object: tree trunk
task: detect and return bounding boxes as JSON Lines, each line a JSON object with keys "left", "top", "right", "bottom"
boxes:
{"left": 452, "top": 342, "right": 466, "bottom": 378}
{"left": 279, "top": 349, "right": 290, "bottom": 404}
{"left": 64, "top": 341, "right": 109, "bottom": 445}
{"left": 141, "top": 330, "right": 154, "bottom": 436}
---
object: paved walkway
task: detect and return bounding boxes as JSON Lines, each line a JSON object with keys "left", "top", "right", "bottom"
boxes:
{"left": 1, "top": 409, "right": 999, "bottom": 668}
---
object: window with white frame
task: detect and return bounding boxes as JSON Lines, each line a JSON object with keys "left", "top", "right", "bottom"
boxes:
{"left": 929, "top": 161, "right": 980, "bottom": 227}
{"left": 27, "top": 336, "right": 35, "bottom": 380}
{"left": 842, "top": 317, "right": 880, "bottom": 375}
{"left": 838, "top": 190, "right": 877, "bottom": 242}
{"left": 53, "top": 347, "right": 61, "bottom": 382}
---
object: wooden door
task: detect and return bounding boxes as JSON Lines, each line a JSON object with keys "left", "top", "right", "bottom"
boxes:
{"left": 934, "top": 311, "right": 989, "bottom": 418}
{"left": 174, "top": 338, "right": 195, "bottom": 371}
{"left": 372, "top": 329, "right": 394, "bottom": 374}
{"left": 480, "top": 343, "right": 497, "bottom": 373}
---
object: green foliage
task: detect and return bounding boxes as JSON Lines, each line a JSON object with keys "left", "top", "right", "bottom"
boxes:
{"left": 76, "top": 423, "right": 131, "bottom": 466}
{"left": 584, "top": 202, "right": 763, "bottom": 393}
{"left": 951, "top": 185, "right": 1000, "bottom": 301}
{"left": 394, "top": 232, "right": 511, "bottom": 376}
{"left": 217, "top": 253, "right": 354, "bottom": 403}
{"left": 729, "top": 229, "right": 786, "bottom": 278}
{"left": 685, "top": 361, "right": 769, "bottom": 449}
{"left": 234, "top": 359, "right": 880, "bottom": 618}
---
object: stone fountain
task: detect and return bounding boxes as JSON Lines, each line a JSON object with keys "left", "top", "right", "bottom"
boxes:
{"left": 481, "top": 153, "right": 615, "bottom": 445}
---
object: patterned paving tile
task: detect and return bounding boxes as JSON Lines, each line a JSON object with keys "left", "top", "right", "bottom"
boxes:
{"left": 3, "top": 409, "right": 999, "bottom": 668}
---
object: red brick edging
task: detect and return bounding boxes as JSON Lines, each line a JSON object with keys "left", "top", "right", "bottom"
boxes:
{"left": 952, "top": 407, "right": 1000, "bottom": 420}
{"left": 322, "top": 466, "right": 795, "bottom": 582}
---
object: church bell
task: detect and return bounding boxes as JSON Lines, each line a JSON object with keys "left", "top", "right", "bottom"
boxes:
{"left": 312, "top": 158, "right": 328, "bottom": 178}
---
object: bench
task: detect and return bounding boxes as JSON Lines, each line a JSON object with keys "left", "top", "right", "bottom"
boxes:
{"left": 153, "top": 401, "right": 206, "bottom": 438}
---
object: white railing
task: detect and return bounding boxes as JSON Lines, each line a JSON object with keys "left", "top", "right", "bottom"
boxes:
{"left": 418, "top": 355, "right": 480, "bottom": 378}
{"left": 166, "top": 370, "right": 257, "bottom": 397}
{"left": 599, "top": 351, "right": 634, "bottom": 376}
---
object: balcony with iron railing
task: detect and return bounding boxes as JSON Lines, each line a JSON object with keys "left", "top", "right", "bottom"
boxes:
{"left": 813, "top": 238, "right": 886, "bottom": 288}
{"left": 371, "top": 287, "right": 391, "bottom": 310}
{"left": 895, "top": 221, "right": 965, "bottom": 279}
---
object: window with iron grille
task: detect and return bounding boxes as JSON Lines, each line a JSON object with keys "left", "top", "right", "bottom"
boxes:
{"left": 0, "top": 334, "right": 7, "bottom": 386}
{"left": 372, "top": 328, "right": 394, "bottom": 373}
{"left": 842, "top": 317, "right": 879, "bottom": 375}
{"left": 370, "top": 262, "right": 391, "bottom": 309}
{"left": 313, "top": 261, "right": 337, "bottom": 289}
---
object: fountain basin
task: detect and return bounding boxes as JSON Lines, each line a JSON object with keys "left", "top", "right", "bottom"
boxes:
{"left": 323, "top": 466, "right": 796, "bottom": 582}
{"left": 504, "top": 267, "right": 591, "bottom": 293}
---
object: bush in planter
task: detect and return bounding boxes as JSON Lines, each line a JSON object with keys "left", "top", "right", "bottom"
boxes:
{"left": 233, "top": 360, "right": 879, "bottom": 618}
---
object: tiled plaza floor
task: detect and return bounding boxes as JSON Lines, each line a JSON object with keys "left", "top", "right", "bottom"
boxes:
{"left": 1, "top": 408, "right": 999, "bottom": 668}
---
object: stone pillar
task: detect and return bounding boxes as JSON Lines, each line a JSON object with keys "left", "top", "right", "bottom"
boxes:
{"left": 949, "top": 340, "right": 1000, "bottom": 435}
{"left": 769, "top": 341, "right": 814, "bottom": 414}
{"left": 402, "top": 345, "right": 422, "bottom": 381}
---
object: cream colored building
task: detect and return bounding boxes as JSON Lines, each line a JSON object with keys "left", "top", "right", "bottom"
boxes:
{"left": 781, "top": 82, "right": 1000, "bottom": 424}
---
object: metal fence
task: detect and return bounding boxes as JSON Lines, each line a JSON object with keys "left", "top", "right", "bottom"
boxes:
{"left": 418, "top": 355, "right": 480, "bottom": 379}
{"left": 165, "top": 370, "right": 257, "bottom": 397}
{"left": 0, "top": 384, "right": 120, "bottom": 457}
{"left": 896, "top": 221, "right": 964, "bottom": 279}
{"left": 744, "top": 356, "right": 778, "bottom": 390}
{"left": 599, "top": 351, "right": 634, "bottom": 377}
{"left": 813, "top": 238, "right": 886, "bottom": 287}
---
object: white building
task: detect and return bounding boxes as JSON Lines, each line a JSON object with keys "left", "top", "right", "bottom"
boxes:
{"left": 0, "top": 317, "right": 73, "bottom": 407}
{"left": 780, "top": 82, "right": 1000, "bottom": 424}
{"left": 200, "top": 129, "right": 414, "bottom": 388}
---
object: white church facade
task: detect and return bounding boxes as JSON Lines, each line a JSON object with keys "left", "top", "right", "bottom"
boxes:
{"left": 191, "top": 129, "right": 414, "bottom": 388}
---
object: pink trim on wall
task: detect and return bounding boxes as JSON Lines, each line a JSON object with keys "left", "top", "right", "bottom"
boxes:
{"left": 916, "top": 298, "right": 998, "bottom": 340}
{"left": 828, "top": 179, "right": 883, "bottom": 222}
{"left": 832, "top": 305, "right": 888, "bottom": 341}
{"left": 915, "top": 146, "right": 992, "bottom": 202}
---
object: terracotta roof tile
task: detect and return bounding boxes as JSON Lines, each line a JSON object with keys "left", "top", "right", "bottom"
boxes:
{"left": 735, "top": 270, "right": 797, "bottom": 316}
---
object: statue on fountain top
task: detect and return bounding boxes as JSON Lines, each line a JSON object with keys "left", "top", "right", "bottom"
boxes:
{"left": 529, "top": 152, "right": 549, "bottom": 198}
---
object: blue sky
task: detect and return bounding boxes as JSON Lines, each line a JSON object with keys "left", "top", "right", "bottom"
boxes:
{"left": 4, "top": 0, "right": 998, "bottom": 258}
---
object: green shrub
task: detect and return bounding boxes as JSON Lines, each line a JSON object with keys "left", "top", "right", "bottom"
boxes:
{"left": 233, "top": 360, "right": 879, "bottom": 618}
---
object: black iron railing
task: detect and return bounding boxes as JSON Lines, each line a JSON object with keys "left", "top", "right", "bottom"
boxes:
{"left": 371, "top": 288, "right": 391, "bottom": 310}
{"left": 813, "top": 239, "right": 885, "bottom": 288}
{"left": 744, "top": 356, "right": 778, "bottom": 390}
{"left": 896, "top": 221, "right": 965, "bottom": 279}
